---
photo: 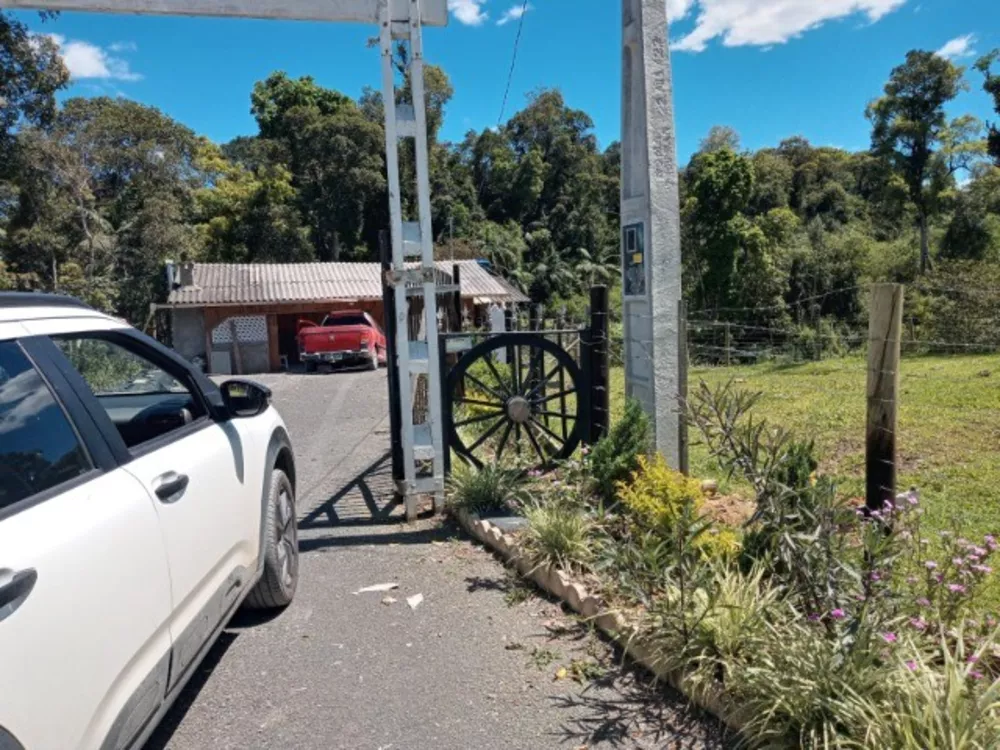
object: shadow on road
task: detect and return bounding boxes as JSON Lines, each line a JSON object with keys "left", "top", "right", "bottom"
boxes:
{"left": 299, "top": 450, "right": 402, "bottom": 529}
{"left": 547, "top": 661, "right": 734, "bottom": 749}
{"left": 143, "top": 631, "right": 239, "bottom": 750}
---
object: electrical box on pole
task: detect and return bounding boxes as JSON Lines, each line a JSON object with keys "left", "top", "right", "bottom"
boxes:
{"left": 620, "top": 0, "right": 684, "bottom": 467}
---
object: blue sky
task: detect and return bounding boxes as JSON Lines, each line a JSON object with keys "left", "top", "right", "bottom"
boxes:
{"left": 11, "top": 0, "right": 999, "bottom": 164}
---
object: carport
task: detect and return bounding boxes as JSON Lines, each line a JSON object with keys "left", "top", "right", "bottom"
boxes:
{"left": 154, "top": 260, "right": 527, "bottom": 374}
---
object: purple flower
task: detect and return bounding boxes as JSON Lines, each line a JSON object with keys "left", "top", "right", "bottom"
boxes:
{"left": 882, "top": 632, "right": 898, "bottom": 644}
{"left": 925, "top": 561, "right": 938, "bottom": 570}
{"left": 909, "top": 617, "right": 928, "bottom": 631}
{"left": 973, "top": 565, "right": 993, "bottom": 575}
{"left": 870, "top": 572, "right": 882, "bottom": 582}
{"left": 973, "top": 546, "right": 988, "bottom": 557}
{"left": 948, "top": 584, "right": 967, "bottom": 594}
{"left": 905, "top": 660, "right": 918, "bottom": 671}
{"left": 807, "top": 614, "right": 820, "bottom": 622}
{"left": 830, "top": 609, "right": 846, "bottom": 620}
{"left": 953, "top": 558, "right": 966, "bottom": 567}
{"left": 968, "top": 655, "right": 980, "bottom": 664}
{"left": 970, "top": 670, "right": 985, "bottom": 680}
{"left": 917, "top": 597, "right": 931, "bottom": 607}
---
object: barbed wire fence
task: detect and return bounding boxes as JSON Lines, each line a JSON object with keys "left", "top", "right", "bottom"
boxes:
{"left": 598, "top": 280, "right": 1000, "bottom": 509}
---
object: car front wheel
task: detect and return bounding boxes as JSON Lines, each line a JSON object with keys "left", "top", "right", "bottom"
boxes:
{"left": 244, "top": 468, "right": 298, "bottom": 610}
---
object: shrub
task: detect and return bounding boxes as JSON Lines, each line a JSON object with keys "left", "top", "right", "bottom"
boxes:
{"left": 446, "top": 462, "right": 527, "bottom": 515}
{"left": 618, "top": 454, "right": 740, "bottom": 561}
{"left": 853, "top": 630, "right": 1000, "bottom": 749}
{"left": 590, "top": 398, "right": 650, "bottom": 504}
{"left": 725, "top": 617, "right": 900, "bottom": 748}
{"left": 522, "top": 504, "right": 593, "bottom": 573}
{"left": 617, "top": 454, "right": 704, "bottom": 531}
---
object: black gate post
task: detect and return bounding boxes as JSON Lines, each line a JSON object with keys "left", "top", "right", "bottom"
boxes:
{"left": 440, "top": 332, "right": 452, "bottom": 477}
{"left": 380, "top": 230, "right": 404, "bottom": 494}
{"left": 588, "top": 285, "right": 610, "bottom": 445}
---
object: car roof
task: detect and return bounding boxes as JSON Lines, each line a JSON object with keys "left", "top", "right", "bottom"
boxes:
{"left": 0, "top": 293, "right": 126, "bottom": 334}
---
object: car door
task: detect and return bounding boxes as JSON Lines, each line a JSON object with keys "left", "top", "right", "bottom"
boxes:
{"left": 46, "top": 331, "right": 259, "bottom": 693}
{"left": 0, "top": 337, "right": 173, "bottom": 750}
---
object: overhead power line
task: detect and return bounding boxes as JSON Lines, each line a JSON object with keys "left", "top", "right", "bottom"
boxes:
{"left": 497, "top": 0, "right": 530, "bottom": 127}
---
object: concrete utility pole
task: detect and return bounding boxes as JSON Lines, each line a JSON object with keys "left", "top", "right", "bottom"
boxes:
{"left": 620, "top": 0, "right": 683, "bottom": 466}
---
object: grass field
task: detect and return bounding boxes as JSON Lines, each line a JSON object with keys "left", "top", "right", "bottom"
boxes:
{"left": 610, "top": 354, "right": 1000, "bottom": 540}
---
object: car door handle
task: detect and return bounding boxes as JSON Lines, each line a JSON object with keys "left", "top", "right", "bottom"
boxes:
{"left": 154, "top": 472, "right": 190, "bottom": 503}
{"left": 0, "top": 568, "right": 38, "bottom": 624}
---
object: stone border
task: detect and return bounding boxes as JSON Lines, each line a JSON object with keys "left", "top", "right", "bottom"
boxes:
{"left": 453, "top": 508, "right": 744, "bottom": 734}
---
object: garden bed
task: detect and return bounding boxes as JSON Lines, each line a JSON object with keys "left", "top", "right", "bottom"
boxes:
{"left": 448, "top": 383, "right": 1000, "bottom": 749}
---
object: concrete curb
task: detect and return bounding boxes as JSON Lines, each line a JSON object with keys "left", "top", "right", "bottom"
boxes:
{"left": 454, "top": 508, "right": 743, "bottom": 735}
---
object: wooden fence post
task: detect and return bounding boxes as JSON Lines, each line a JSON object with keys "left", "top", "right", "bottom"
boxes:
{"left": 589, "top": 285, "right": 610, "bottom": 445}
{"left": 866, "top": 283, "right": 904, "bottom": 511}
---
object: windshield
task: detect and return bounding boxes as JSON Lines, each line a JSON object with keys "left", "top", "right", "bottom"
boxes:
{"left": 322, "top": 314, "right": 368, "bottom": 327}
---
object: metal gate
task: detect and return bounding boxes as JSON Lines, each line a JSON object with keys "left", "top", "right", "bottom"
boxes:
{"left": 439, "top": 297, "right": 609, "bottom": 474}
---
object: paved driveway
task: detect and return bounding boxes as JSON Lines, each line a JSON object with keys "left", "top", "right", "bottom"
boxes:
{"left": 145, "top": 371, "right": 727, "bottom": 750}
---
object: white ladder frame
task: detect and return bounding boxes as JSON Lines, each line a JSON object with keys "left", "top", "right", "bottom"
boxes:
{"left": 380, "top": 0, "right": 445, "bottom": 520}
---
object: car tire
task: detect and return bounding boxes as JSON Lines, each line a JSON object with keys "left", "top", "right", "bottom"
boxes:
{"left": 304, "top": 361, "right": 317, "bottom": 373}
{"left": 244, "top": 469, "right": 298, "bottom": 610}
{"left": 367, "top": 350, "right": 379, "bottom": 370}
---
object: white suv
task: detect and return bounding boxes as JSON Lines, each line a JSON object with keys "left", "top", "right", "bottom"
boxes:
{"left": 0, "top": 293, "right": 300, "bottom": 750}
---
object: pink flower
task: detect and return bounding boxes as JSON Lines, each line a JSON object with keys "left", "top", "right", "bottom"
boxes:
{"left": 948, "top": 584, "right": 967, "bottom": 594}
{"left": 830, "top": 609, "right": 846, "bottom": 620}
{"left": 909, "top": 618, "right": 928, "bottom": 631}
{"left": 953, "top": 558, "right": 966, "bottom": 567}
{"left": 870, "top": 572, "right": 882, "bottom": 582}
{"left": 968, "top": 655, "right": 980, "bottom": 664}
{"left": 807, "top": 614, "right": 820, "bottom": 622}
{"left": 917, "top": 597, "right": 931, "bottom": 607}
{"left": 970, "top": 670, "right": 985, "bottom": 680}
{"left": 925, "top": 561, "right": 938, "bottom": 570}
{"left": 882, "top": 632, "right": 898, "bottom": 643}
{"left": 973, "top": 565, "right": 993, "bottom": 575}
{"left": 905, "top": 660, "right": 918, "bottom": 671}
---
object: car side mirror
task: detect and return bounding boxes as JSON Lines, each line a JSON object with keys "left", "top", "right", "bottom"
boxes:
{"left": 220, "top": 379, "right": 272, "bottom": 419}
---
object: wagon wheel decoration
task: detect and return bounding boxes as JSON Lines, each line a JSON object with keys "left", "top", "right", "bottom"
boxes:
{"left": 447, "top": 333, "right": 586, "bottom": 471}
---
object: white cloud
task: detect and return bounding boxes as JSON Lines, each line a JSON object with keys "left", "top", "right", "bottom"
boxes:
{"left": 936, "top": 34, "right": 976, "bottom": 60}
{"left": 667, "top": 0, "right": 696, "bottom": 21}
{"left": 497, "top": 3, "right": 532, "bottom": 26}
{"left": 108, "top": 41, "right": 137, "bottom": 53}
{"left": 448, "top": 0, "right": 488, "bottom": 26}
{"left": 671, "top": 0, "right": 909, "bottom": 53}
{"left": 47, "top": 34, "right": 141, "bottom": 81}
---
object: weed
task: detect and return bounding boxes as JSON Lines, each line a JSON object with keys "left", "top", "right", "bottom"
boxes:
{"left": 589, "top": 398, "right": 650, "bottom": 505}
{"left": 528, "top": 646, "right": 561, "bottom": 670}
{"left": 567, "top": 658, "right": 606, "bottom": 684}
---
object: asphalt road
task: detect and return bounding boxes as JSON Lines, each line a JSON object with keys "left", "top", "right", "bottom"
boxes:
{"left": 145, "top": 370, "right": 727, "bottom": 750}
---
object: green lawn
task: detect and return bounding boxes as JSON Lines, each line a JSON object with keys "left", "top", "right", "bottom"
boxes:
{"left": 610, "top": 354, "right": 1000, "bottom": 539}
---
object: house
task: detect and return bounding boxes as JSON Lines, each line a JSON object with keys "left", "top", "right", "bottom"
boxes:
{"left": 156, "top": 260, "right": 528, "bottom": 374}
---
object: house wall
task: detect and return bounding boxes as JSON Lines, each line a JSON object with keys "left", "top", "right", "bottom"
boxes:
{"left": 172, "top": 308, "right": 206, "bottom": 363}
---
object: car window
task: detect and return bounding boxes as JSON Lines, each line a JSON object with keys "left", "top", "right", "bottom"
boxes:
{"left": 0, "top": 341, "right": 93, "bottom": 512}
{"left": 54, "top": 336, "right": 206, "bottom": 450}
{"left": 55, "top": 337, "right": 188, "bottom": 396}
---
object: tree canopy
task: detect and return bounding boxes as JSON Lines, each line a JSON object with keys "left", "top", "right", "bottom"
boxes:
{"left": 0, "top": 20, "right": 997, "bottom": 343}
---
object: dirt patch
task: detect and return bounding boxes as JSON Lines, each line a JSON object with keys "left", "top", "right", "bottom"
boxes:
{"left": 702, "top": 493, "right": 754, "bottom": 527}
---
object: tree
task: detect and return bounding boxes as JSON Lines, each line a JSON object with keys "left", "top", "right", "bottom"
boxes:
{"left": 867, "top": 51, "right": 968, "bottom": 272}
{"left": 250, "top": 72, "right": 351, "bottom": 140}
{"left": 0, "top": 11, "right": 68, "bottom": 174}
{"left": 699, "top": 125, "right": 741, "bottom": 154}
{"left": 976, "top": 50, "right": 1000, "bottom": 165}
{"left": 194, "top": 142, "right": 312, "bottom": 263}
